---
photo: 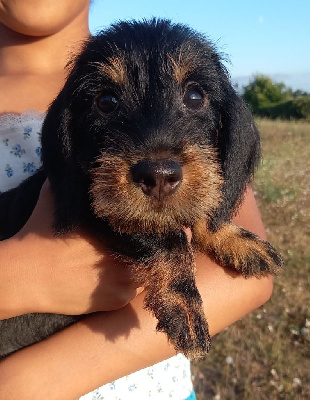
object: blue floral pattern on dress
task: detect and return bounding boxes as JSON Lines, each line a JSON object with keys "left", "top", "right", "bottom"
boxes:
{"left": 23, "top": 126, "right": 32, "bottom": 139}
{"left": 5, "top": 164, "right": 13, "bottom": 178}
{"left": 23, "top": 162, "right": 37, "bottom": 175}
{"left": 0, "top": 111, "right": 45, "bottom": 193}
{"left": 79, "top": 354, "right": 194, "bottom": 399}
{"left": 10, "top": 144, "right": 25, "bottom": 158}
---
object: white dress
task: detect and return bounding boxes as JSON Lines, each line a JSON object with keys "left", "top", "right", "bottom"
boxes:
{"left": 0, "top": 111, "right": 196, "bottom": 399}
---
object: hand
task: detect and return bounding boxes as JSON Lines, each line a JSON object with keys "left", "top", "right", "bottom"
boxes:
{"left": 1, "top": 180, "right": 142, "bottom": 319}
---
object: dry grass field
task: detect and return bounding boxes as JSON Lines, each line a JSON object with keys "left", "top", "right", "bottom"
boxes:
{"left": 192, "top": 119, "right": 310, "bottom": 400}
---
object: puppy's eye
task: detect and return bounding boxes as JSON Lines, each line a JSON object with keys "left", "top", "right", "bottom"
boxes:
{"left": 183, "top": 87, "right": 205, "bottom": 110}
{"left": 97, "top": 93, "right": 119, "bottom": 113}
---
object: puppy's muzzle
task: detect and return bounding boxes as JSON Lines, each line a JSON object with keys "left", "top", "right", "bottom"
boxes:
{"left": 131, "top": 159, "right": 182, "bottom": 201}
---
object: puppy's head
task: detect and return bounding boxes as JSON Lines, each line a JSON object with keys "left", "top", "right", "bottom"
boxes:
{"left": 42, "top": 19, "right": 260, "bottom": 234}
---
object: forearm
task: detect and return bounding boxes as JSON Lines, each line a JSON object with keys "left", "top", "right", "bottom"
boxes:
{"left": 0, "top": 238, "right": 39, "bottom": 319}
{"left": 0, "top": 257, "right": 272, "bottom": 400}
{"left": 0, "top": 294, "right": 163, "bottom": 400}
{"left": 0, "top": 226, "right": 141, "bottom": 320}
{"left": 0, "top": 233, "right": 84, "bottom": 319}
{"left": 0, "top": 187, "right": 274, "bottom": 398}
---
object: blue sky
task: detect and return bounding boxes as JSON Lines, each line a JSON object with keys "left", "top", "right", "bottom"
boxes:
{"left": 89, "top": 0, "right": 310, "bottom": 92}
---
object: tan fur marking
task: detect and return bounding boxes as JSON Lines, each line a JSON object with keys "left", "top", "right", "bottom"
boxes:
{"left": 168, "top": 54, "right": 191, "bottom": 84}
{"left": 168, "top": 43, "right": 202, "bottom": 84}
{"left": 93, "top": 57, "right": 126, "bottom": 85}
{"left": 133, "top": 250, "right": 210, "bottom": 360}
{"left": 193, "top": 220, "right": 281, "bottom": 276}
{"left": 89, "top": 144, "right": 223, "bottom": 234}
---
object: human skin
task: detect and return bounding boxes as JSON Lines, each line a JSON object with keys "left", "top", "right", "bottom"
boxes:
{"left": 0, "top": 1, "right": 273, "bottom": 398}
{"left": 0, "top": 0, "right": 91, "bottom": 114}
{"left": 0, "top": 185, "right": 272, "bottom": 400}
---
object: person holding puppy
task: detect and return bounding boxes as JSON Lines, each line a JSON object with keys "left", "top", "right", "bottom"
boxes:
{"left": 0, "top": 1, "right": 273, "bottom": 399}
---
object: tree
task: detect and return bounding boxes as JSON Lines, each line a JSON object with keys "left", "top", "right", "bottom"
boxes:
{"left": 242, "top": 74, "right": 291, "bottom": 113}
{"left": 292, "top": 89, "right": 309, "bottom": 97}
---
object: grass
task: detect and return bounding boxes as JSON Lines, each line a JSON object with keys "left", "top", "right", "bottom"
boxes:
{"left": 192, "top": 119, "right": 310, "bottom": 400}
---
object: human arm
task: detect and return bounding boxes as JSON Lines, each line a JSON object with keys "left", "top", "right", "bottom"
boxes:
{"left": 0, "top": 180, "right": 142, "bottom": 319}
{"left": 0, "top": 186, "right": 273, "bottom": 399}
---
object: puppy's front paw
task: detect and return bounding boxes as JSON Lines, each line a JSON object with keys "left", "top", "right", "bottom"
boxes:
{"left": 148, "top": 292, "right": 211, "bottom": 360}
{"left": 231, "top": 228, "right": 283, "bottom": 277}
{"left": 193, "top": 221, "right": 283, "bottom": 278}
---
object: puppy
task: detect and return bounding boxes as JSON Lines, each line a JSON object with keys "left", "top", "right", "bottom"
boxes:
{"left": 0, "top": 19, "right": 282, "bottom": 360}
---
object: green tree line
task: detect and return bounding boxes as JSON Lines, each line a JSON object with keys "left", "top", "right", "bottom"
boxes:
{"left": 241, "top": 74, "right": 310, "bottom": 120}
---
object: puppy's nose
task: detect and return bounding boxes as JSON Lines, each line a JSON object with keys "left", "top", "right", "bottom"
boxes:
{"left": 131, "top": 160, "right": 182, "bottom": 201}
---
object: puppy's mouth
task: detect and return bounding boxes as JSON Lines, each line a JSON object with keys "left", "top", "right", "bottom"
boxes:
{"left": 89, "top": 144, "right": 223, "bottom": 234}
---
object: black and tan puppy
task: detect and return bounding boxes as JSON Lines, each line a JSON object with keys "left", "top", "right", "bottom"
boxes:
{"left": 0, "top": 19, "right": 282, "bottom": 360}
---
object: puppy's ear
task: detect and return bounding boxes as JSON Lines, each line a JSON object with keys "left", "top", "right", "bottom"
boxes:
{"left": 41, "top": 88, "right": 87, "bottom": 234}
{"left": 211, "top": 93, "right": 261, "bottom": 230}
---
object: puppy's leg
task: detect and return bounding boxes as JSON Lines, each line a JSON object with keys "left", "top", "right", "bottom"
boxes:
{"left": 192, "top": 220, "right": 282, "bottom": 277}
{"left": 111, "top": 230, "right": 211, "bottom": 360}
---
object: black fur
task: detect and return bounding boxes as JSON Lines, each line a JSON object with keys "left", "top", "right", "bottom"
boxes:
{"left": 0, "top": 19, "right": 281, "bottom": 360}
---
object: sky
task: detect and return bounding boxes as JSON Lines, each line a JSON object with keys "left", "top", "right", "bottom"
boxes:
{"left": 89, "top": 0, "right": 310, "bottom": 92}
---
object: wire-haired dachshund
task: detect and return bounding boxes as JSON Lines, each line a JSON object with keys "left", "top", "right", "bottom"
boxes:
{"left": 0, "top": 19, "right": 282, "bottom": 360}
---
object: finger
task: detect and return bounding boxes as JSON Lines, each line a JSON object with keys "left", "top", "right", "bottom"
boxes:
{"left": 183, "top": 227, "right": 192, "bottom": 243}
{"left": 136, "top": 286, "right": 145, "bottom": 295}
